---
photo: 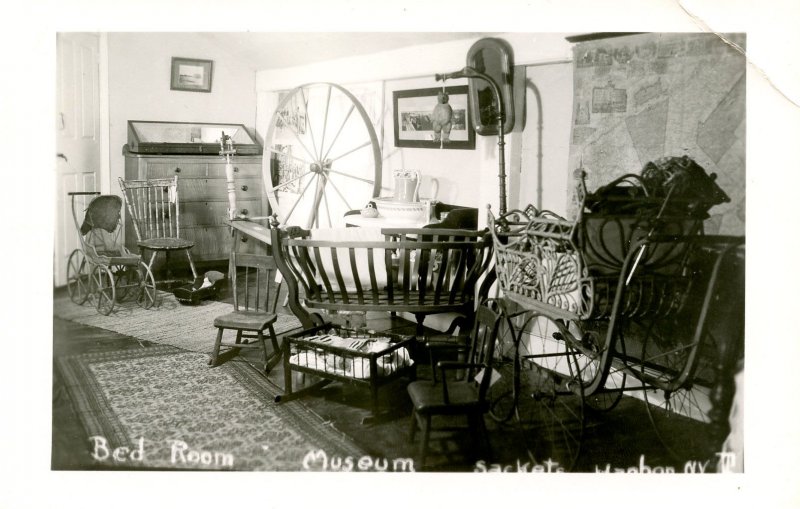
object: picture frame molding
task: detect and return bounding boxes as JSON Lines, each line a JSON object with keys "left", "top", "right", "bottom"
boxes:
{"left": 392, "top": 85, "right": 475, "bottom": 150}
{"left": 170, "top": 57, "right": 214, "bottom": 93}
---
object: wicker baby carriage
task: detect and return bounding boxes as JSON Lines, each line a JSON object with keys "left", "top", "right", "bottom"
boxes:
{"left": 66, "top": 192, "right": 157, "bottom": 315}
{"left": 487, "top": 156, "right": 743, "bottom": 467}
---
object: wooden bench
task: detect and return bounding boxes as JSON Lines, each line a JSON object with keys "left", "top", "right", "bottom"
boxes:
{"left": 269, "top": 226, "right": 494, "bottom": 335}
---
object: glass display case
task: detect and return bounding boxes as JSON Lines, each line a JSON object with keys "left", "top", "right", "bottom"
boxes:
{"left": 126, "top": 120, "right": 262, "bottom": 155}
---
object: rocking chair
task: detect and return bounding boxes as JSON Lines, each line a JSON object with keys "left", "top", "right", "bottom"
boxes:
{"left": 209, "top": 252, "right": 283, "bottom": 373}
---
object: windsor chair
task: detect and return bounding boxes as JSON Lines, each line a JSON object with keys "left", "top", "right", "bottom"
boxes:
{"left": 118, "top": 176, "right": 198, "bottom": 288}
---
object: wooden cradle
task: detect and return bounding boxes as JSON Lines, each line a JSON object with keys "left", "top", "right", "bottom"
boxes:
{"left": 269, "top": 226, "right": 494, "bottom": 334}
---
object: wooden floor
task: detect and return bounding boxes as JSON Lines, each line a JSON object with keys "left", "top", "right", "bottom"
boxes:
{"left": 52, "top": 275, "right": 730, "bottom": 473}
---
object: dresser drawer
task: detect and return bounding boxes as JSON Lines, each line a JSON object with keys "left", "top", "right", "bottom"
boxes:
{"left": 178, "top": 178, "right": 215, "bottom": 200}
{"left": 207, "top": 162, "right": 262, "bottom": 177}
{"left": 179, "top": 200, "right": 262, "bottom": 226}
{"left": 125, "top": 151, "right": 264, "bottom": 262}
{"left": 181, "top": 225, "right": 265, "bottom": 260}
{"left": 234, "top": 231, "right": 267, "bottom": 255}
{"left": 181, "top": 226, "right": 233, "bottom": 261}
{"left": 203, "top": 178, "right": 263, "bottom": 200}
{"left": 145, "top": 161, "right": 207, "bottom": 178}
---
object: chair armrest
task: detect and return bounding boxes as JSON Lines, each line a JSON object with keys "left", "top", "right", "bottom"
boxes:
{"left": 425, "top": 335, "right": 469, "bottom": 382}
{"left": 425, "top": 332, "right": 469, "bottom": 347}
{"left": 437, "top": 361, "right": 486, "bottom": 404}
{"left": 437, "top": 361, "right": 483, "bottom": 371}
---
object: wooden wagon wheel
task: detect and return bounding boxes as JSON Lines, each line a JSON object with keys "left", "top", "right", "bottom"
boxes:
{"left": 263, "top": 82, "right": 382, "bottom": 228}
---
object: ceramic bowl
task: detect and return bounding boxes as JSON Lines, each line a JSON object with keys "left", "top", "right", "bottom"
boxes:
{"left": 373, "top": 197, "right": 427, "bottom": 223}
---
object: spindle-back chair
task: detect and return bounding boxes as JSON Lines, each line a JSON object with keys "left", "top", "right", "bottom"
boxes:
{"left": 210, "top": 252, "right": 282, "bottom": 373}
{"left": 118, "top": 176, "right": 198, "bottom": 285}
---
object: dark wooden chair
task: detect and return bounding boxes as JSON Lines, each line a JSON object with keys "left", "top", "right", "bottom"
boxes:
{"left": 406, "top": 302, "right": 502, "bottom": 468}
{"left": 209, "top": 252, "right": 282, "bottom": 373}
{"left": 118, "top": 176, "right": 198, "bottom": 284}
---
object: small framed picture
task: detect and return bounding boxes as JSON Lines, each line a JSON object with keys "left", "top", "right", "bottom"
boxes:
{"left": 170, "top": 57, "right": 213, "bottom": 93}
{"left": 392, "top": 86, "right": 475, "bottom": 150}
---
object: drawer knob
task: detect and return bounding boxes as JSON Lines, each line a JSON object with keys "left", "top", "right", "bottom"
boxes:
{"left": 175, "top": 167, "right": 181, "bottom": 173}
{"left": 241, "top": 185, "right": 248, "bottom": 191}
{"left": 241, "top": 236, "right": 248, "bottom": 243}
{"left": 240, "top": 208, "right": 249, "bottom": 215}
{"left": 234, "top": 167, "right": 239, "bottom": 173}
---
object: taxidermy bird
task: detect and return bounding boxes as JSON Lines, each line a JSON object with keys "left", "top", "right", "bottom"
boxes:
{"left": 432, "top": 91, "right": 453, "bottom": 143}
{"left": 361, "top": 201, "right": 379, "bottom": 218}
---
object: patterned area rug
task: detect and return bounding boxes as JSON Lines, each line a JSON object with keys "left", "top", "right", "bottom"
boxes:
{"left": 53, "top": 292, "right": 303, "bottom": 354}
{"left": 56, "top": 345, "right": 366, "bottom": 470}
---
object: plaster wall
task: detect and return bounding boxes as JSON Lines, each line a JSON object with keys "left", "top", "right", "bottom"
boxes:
{"left": 254, "top": 33, "right": 576, "bottom": 221}
{"left": 106, "top": 33, "right": 258, "bottom": 192}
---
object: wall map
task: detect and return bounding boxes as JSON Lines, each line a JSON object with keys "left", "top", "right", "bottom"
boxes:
{"left": 568, "top": 33, "right": 746, "bottom": 235}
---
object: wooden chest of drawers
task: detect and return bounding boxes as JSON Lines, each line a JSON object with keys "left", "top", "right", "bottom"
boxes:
{"left": 123, "top": 146, "right": 267, "bottom": 262}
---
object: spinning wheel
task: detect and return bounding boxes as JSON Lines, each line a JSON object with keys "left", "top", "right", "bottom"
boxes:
{"left": 263, "top": 83, "right": 382, "bottom": 228}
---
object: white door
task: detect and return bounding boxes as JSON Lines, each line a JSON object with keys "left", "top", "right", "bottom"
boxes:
{"left": 55, "top": 32, "right": 101, "bottom": 286}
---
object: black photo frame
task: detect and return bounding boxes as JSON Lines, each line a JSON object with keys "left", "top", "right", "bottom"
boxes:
{"left": 392, "top": 86, "right": 475, "bottom": 150}
{"left": 170, "top": 57, "right": 214, "bottom": 93}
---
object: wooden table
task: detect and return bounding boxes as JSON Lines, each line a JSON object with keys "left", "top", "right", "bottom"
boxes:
{"left": 227, "top": 218, "right": 273, "bottom": 246}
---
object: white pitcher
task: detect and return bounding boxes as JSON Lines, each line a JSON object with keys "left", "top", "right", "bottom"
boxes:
{"left": 393, "top": 170, "right": 421, "bottom": 202}
{"left": 393, "top": 170, "right": 439, "bottom": 203}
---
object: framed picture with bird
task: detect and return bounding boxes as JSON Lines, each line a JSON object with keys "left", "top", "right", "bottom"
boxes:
{"left": 392, "top": 86, "right": 475, "bottom": 149}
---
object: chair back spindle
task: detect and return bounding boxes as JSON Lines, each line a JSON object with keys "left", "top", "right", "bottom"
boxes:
{"left": 118, "top": 176, "right": 182, "bottom": 242}
{"left": 470, "top": 304, "right": 502, "bottom": 401}
{"left": 230, "top": 252, "right": 279, "bottom": 314}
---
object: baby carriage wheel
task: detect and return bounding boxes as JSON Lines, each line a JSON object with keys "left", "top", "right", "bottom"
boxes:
{"left": 569, "top": 325, "right": 626, "bottom": 413}
{"left": 136, "top": 262, "right": 157, "bottom": 309}
{"left": 521, "top": 316, "right": 587, "bottom": 472}
{"left": 90, "top": 265, "right": 116, "bottom": 316}
{"left": 111, "top": 265, "right": 136, "bottom": 301}
{"left": 66, "top": 249, "right": 91, "bottom": 305}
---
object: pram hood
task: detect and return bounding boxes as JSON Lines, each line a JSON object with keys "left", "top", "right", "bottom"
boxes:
{"left": 81, "top": 195, "right": 123, "bottom": 235}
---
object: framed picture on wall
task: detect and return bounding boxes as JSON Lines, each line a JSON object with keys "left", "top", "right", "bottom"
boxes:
{"left": 170, "top": 57, "right": 214, "bottom": 93}
{"left": 393, "top": 86, "right": 475, "bottom": 149}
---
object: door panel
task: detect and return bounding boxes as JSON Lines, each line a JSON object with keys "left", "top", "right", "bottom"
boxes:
{"left": 55, "top": 33, "right": 101, "bottom": 286}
